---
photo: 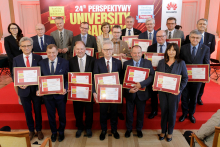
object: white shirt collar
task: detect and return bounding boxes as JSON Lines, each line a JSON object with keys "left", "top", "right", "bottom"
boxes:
{"left": 38, "top": 35, "right": 44, "bottom": 39}
{"left": 77, "top": 54, "right": 87, "bottom": 60}
{"left": 58, "top": 29, "right": 64, "bottom": 33}
{"left": 49, "top": 57, "right": 57, "bottom": 63}
{"left": 81, "top": 34, "right": 88, "bottom": 38}
{"left": 104, "top": 57, "right": 112, "bottom": 63}
{"left": 23, "top": 53, "right": 32, "bottom": 58}
{"left": 126, "top": 28, "right": 133, "bottom": 32}
{"left": 148, "top": 30, "right": 154, "bottom": 34}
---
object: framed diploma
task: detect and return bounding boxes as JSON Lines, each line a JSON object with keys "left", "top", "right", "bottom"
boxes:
{"left": 186, "top": 64, "right": 209, "bottom": 82}
{"left": 123, "top": 65, "right": 150, "bottom": 91}
{"left": 14, "top": 67, "right": 41, "bottom": 86}
{"left": 132, "top": 39, "right": 152, "bottom": 53}
{"left": 96, "top": 84, "right": 122, "bottom": 103}
{"left": 73, "top": 48, "right": 94, "bottom": 57}
{"left": 122, "top": 35, "right": 139, "bottom": 49}
{"left": 153, "top": 71, "right": 181, "bottom": 94}
{"left": 68, "top": 83, "right": 92, "bottom": 102}
{"left": 94, "top": 72, "right": 120, "bottom": 91}
{"left": 166, "top": 38, "right": 181, "bottom": 48}
{"left": 38, "top": 75, "right": 64, "bottom": 95}
{"left": 68, "top": 72, "right": 92, "bottom": 84}
{"left": 144, "top": 52, "right": 164, "bottom": 70}
{"left": 33, "top": 52, "right": 48, "bottom": 59}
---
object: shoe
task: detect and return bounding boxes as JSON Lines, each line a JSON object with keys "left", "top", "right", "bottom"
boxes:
{"left": 125, "top": 130, "right": 132, "bottom": 138}
{"left": 148, "top": 111, "right": 157, "bottom": 119}
{"left": 58, "top": 134, "right": 65, "bottom": 142}
{"left": 86, "top": 129, "right": 92, "bottom": 138}
{"left": 167, "top": 137, "right": 172, "bottom": 142}
{"left": 29, "top": 131, "right": 35, "bottom": 140}
{"left": 76, "top": 130, "right": 83, "bottom": 138}
{"left": 111, "top": 130, "right": 120, "bottom": 139}
{"left": 37, "top": 131, "right": 44, "bottom": 140}
{"left": 118, "top": 113, "right": 125, "bottom": 120}
{"left": 137, "top": 130, "right": 143, "bottom": 138}
{"left": 99, "top": 130, "right": 107, "bottom": 140}
{"left": 158, "top": 133, "right": 166, "bottom": 140}
{"left": 197, "top": 100, "right": 203, "bottom": 105}
{"left": 179, "top": 114, "right": 187, "bottom": 122}
{"left": 51, "top": 133, "right": 57, "bottom": 142}
{"left": 189, "top": 115, "right": 196, "bottom": 123}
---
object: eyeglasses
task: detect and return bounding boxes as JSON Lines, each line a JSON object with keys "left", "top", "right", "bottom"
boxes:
{"left": 80, "top": 27, "right": 89, "bottom": 30}
{"left": 156, "top": 35, "right": 166, "bottom": 38}
{"left": 20, "top": 45, "right": 32, "bottom": 48}
{"left": 10, "top": 28, "right": 18, "bottom": 30}
{"left": 167, "top": 23, "right": 175, "bottom": 25}
{"left": 146, "top": 23, "right": 154, "bottom": 26}
{"left": 103, "top": 49, "right": 113, "bottom": 52}
{"left": 36, "top": 29, "right": 44, "bottom": 31}
{"left": 190, "top": 37, "right": 201, "bottom": 40}
{"left": 113, "top": 32, "right": 121, "bottom": 34}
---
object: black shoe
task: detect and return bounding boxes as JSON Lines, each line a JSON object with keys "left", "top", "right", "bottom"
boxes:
{"left": 189, "top": 115, "right": 196, "bottom": 123}
{"left": 99, "top": 130, "right": 107, "bottom": 140}
{"left": 51, "top": 133, "right": 57, "bottom": 142}
{"left": 111, "top": 130, "right": 120, "bottom": 139}
{"left": 76, "top": 130, "right": 83, "bottom": 138}
{"left": 197, "top": 100, "right": 203, "bottom": 105}
{"left": 58, "top": 134, "right": 65, "bottom": 142}
{"left": 118, "top": 113, "right": 125, "bottom": 120}
{"left": 86, "top": 129, "right": 92, "bottom": 138}
{"left": 179, "top": 114, "right": 187, "bottom": 122}
{"left": 158, "top": 133, "right": 166, "bottom": 140}
{"left": 148, "top": 111, "right": 157, "bottom": 119}
{"left": 167, "top": 137, "right": 172, "bottom": 142}
{"left": 125, "top": 130, "right": 132, "bottom": 138}
{"left": 137, "top": 130, "right": 143, "bottom": 138}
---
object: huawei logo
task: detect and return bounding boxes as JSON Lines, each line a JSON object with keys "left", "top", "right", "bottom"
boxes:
{"left": 167, "top": 2, "right": 177, "bottom": 10}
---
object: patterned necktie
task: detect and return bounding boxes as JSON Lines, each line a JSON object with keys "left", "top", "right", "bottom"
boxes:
{"left": 159, "top": 45, "right": 163, "bottom": 53}
{"left": 51, "top": 61, "right": 54, "bottom": 74}
{"left": 169, "top": 32, "right": 171, "bottom": 39}
{"left": 40, "top": 37, "right": 44, "bottom": 51}
{"left": 128, "top": 30, "right": 131, "bottom": 36}
{"left": 149, "top": 33, "right": 152, "bottom": 39}
{"left": 26, "top": 56, "right": 30, "bottom": 67}
{"left": 136, "top": 62, "right": 139, "bottom": 67}
{"left": 106, "top": 61, "right": 110, "bottom": 73}
{"left": 60, "top": 32, "right": 63, "bottom": 48}
{"left": 80, "top": 58, "right": 84, "bottom": 72}
{"left": 200, "top": 35, "right": 204, "bottom": 44}
{"left": 82, "top": 36, "right": 86, "bottom": 45}
{"left": 192, "top": 47, "right": 196, "bottom": 59}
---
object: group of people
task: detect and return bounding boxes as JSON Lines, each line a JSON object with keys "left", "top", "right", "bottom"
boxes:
{"left": 3, "top": 16, "right": 215, "bottom": 143}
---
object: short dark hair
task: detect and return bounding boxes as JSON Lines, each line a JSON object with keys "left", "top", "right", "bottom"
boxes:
{"left": 167, "top": 17, "right": 176, "bottom": 24}
{"left": 164, "top": 43, "right": 181, "bottom": 63}
{"left": 175, "top": 25, "right": 182, "bottom": 30}
{"left": 112, "top": 25, "right": 121, "bottom": 31}
{"left": 101, "top": 22, "right": 111, "bottom": 33}
{"left": 47, "top": 44, "right": 58, "bottom": 51}
{"left": 7, "top": 23, "right": 23, "bottom": 43}
{"left": 81, "top": 22, "right": 89, "bottom": 28}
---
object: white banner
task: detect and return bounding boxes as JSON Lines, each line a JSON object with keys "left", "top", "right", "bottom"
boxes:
{"left": 161, "top": 0, "right": 182, "bottom": 30}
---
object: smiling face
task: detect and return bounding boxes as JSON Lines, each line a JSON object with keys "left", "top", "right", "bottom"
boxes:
{"left": 9, "top": 25, "right": 18, "bottom": 36}
{"left": 131, "top": 46, "right": 142, "bottom": 62}
{"left": 125, "top": 18, "right": 134, "bottom": 29}
{"left": 189, "top": 33, "right": 202, "bottom": 46}
{"left": 47, "top": 47, "right": 58, "bottom": 61}
{"left": 55, "top": 19, "right": 64, "bottom": 31}
{"left": 80, "top": 23, "right": 89, "bottom": 35}
{"left": 102, "top": 43, "right": 113, "bottom": 59}
{"left": 156, "top": 30, "right": 167, "bottom": 45}
{"left": 74, "top": 42, "right": 86, "bottom": 58}
{"left": 197, "top": 20, "right": 207, "bottom": 33}
{"left": 102, "top": 25, "right": 110, "bottom": 34}
{"left": 112, "top": 28, "right": 121, "bottom": 39}
{"left": 166, "top": 19, "right": 176, "bottom": 31}
{"left": 145, "top": 20, "right": 155, "bottom": 32}
{"left": 20, "top": 40, "right": 33, "bottom": 55}
{"left": 35, "top": 24, "right": 45, "bottom": 37}
{"left": 167, "top": 46, "right": 176, "bottom": 59}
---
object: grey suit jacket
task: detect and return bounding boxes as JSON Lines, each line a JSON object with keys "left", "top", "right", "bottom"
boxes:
{"left": 50, "top": 29, "right": 73, "bottom": 60}
{"left": 165, "top": 29, "right": 184, "bottom": 45}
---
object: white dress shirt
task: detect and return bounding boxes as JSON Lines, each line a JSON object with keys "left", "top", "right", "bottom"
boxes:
{"left": 48, "top": 57, "right": 58, "bottom": 73}
{"left": 104, "top": 57, "right": 112, "bottom": 73}
{"left": 23, "top": 53, "right": 32, "bottom": 67}
{"left": 125, "top": 28, "right": 134, "bottom": 36}
{"left": 38, "top": 35, "right": 44, "bottom": 50}
{"left": 157, "top": 42, "right": 167, "bottom": 53}
{"left": 148, "top": 30, "right": 154, "bottom": 40}
{"left": 167, "top": 29, "right": 175, "bottom": 38}
{"left": 77, "top": 54, "right": 87, "bottom": 72}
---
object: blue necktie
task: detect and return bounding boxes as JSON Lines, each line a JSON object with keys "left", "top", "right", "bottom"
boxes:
{"left": 200, "top": 35, "right": 204, "bottom": 44}
{"left": 149, "top": 33, "right": 152, "bottom": 39}
{"left": 51, "top": 61, "right": 54, "bottom": 74}
{"left": 128, "top": 30, "right": 131, "bottom": 36}
{"left": 40, "top": 37, "right": 44, "bottom": 51}
{"left": 159, "top": 45, "right": 163, "bottom": 53}
{"left": 82, "top": 36, "right": 86, "bottom": 45}
{"left": 136, "top": 62, "right": 139, "bottom": 67}
{"left": 192, "top": 47, "right": 196, "bottom": 59}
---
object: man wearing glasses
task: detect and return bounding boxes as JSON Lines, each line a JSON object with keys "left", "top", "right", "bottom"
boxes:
{"left": 71, "top": 22, "right": 97, "bottom": 57}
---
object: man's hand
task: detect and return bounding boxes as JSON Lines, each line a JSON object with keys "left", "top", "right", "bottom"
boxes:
{"left": 36, "top": 90, "right": 43, "bottom": 97}
{"left": 152, "top": 85, "right": 158, "bottom": 91}
{"left": 93, "top": 93, "right": 98, "bottom": 102}
{"left": 19, "top": 85, "right": 27, "bottom": 89}
{"left": 134, "top": 82, "right": 141, "bottom": 89}
{"left": 62, "top": 48, "right": 68, "bottom": 53}
{"left": 58, "top": 49, "right": 62, "bottom": 53}
{"left": 129, "top": 88, "right": 138, "bottom": 93}
{"left": 119, "top": 53, "right": 126, "bottom": 57}
{"left": 61, "top": 89, "right": 67, "bottom": 95}
{"left": 173, "top": 91, "right": 180, "bottom": 95}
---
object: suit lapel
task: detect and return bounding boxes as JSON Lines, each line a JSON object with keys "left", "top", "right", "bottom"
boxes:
{"left": 173, "top": 29, "right": 177, "bottom": 38}
{"left": 85, "top": 55, "right": 90, "bottom": 72}
{"left": 86, "top": 34, "right": 91, "bottom": 46}
{"left": 35, "top": 36, "right": 42, "bottom": 51}
{"left": 140, "top": 58, "right": 144, "bottom": 67}
{"left": 112, "top": 58, "right": 117, "bottom": 72}
{"left": 20, "top": 54, "right": 26, "bottom": 67}
{"left": 171, "top": 60, "right": 178, "bottom": 74}
{"left": 64, "top": 29, "right": 68, "bottom": 46}
{"left": 204, "top": 32, "right": 208, "bottom": 45}
{"left": 193, "top": 44, "right": 202, "bottom": 62}
{"left": 101, "top": 58, "right": 108, "bottom": 73}
{"left": 31, "top": 54, "right": 37, "bottom": 66}
{"left": 186, "top": 44, "right": 194, "bottom": 63}
{"left": 55, "top": 30, "right": 60, "bottom": 47}
{"left": 45, "top": 58, "right": 51, "bottom": 75}
{"left": 55, "top": 57, "right": 61, "bottom": 74}
{"left": 145, "top": 31, "right": 148, "bottom": 39}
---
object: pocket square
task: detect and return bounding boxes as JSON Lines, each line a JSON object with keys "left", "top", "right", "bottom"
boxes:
{"left": 208, "top": 42, "right": 211, "bottom": 44}
{"left": 59, "top": 69, "right": 63, "bottom": 73}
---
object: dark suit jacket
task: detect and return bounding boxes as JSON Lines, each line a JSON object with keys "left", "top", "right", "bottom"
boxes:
{"left": 147, "top": 42, "right": 169, "bottom": 53}
{"left": 120, "top": 28, "right": 142, "bottom": 39}
{"left": 157, "top": 59, "right": 188, "bottom": 93}
{"left": 138, "top": 30, "right": 157, "bottom": 44}
{"left": 38, "top": 57, "right": 69, "bottom": 99}
{"left": 71, "top": 34, "right": 98, "bottom": 57}
{"left": 123, "top": 59, "right": 155, "bottom": 101}
{"left": 12, "top": 54, "right": 42, "bottom": 97}
{"left": 31, "top": 35, "right": 55, "bottom": 52}
{"left": 184, "top": 32, "right": 216, "bottom": 54}
{"left": 69, "top": 54, "right": 96, "bottom": 93}
{"left": 4, "top": 35, "right": 23, "bottom": 62}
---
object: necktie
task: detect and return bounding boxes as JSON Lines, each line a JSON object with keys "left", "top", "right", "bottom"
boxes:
{"left": 51, "top": 61, "right": 54, "bottom": 74}
{"left": 80, "top": 58, "right": 84, "bottom": 72}
{"left": 169, "top": 32, "right": 171, "bottom": 39}
{"left": 159, "top": 45, "right": 163, "bottom": 53}
{"left": 82, "top": 36, "right": 86, "bottom": 45}
{"left": 149, "top": 33, "right": 152, "bottom": 39}
{"left": 107, "top": 61, "right": 110, "bottom": 73}
{"left": 60, "top": 32, "right": 63, "bottom": 48}
{"left": 136, "top": 62, "right": 139, "bottom": 67}
{"left": 192, "top": 47, "right": 196, "bottom": 59}
{"left": 25, "top": 56, "right": 30, "bottom": 67}
{"left": 128, "top": 30, "right": 131, "bottom": 36}
{"left": 40, "top": 37, "right": 44, "bottom": 51}
{"left": 200, "top": 35, "right": 204, "bottom": 44}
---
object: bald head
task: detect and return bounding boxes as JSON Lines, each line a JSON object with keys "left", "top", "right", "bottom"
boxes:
{"left": 35, "top": 23, "right": 45, "bottom": 37}
{"left": 156, "top": 30, "right": 167, "bottom": 45}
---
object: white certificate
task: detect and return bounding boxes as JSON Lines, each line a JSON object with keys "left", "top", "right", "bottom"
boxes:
{"left": 138, "top": 42, "right": 149, "bottom": 52}
{"left": 167, "top": 41, "right": 178, "bottom": 44}
{"left": 152, "top": 56, "right": 164, "bottom": 67}
{"left": 41, "top": 55, "right": 48, "bottom": 59}
{"left": 45, "top": 78, "right": 61, "bottom": 91}
{"left": 18, "top": 70, "right": 38, "bottom": 83}
{"left": 75, "top": 76, "right": 89, "bottom": 84}
{"left": 74, "top": 86, "right": 89, "bottom": 99}
{"left": 101, "top": 88, "right": 118, "bottom": 100}
{"left": 129, "top": 70, "right": 146, "bottom": 82}
{"left": 86, "top": 50, "right": 92, "bottom": 56}
{"left": 157, "top": 76, "right": 177, "bottom": 90}
{"left": 99, "top": 76, "right": 117, "bottom": 84}
{"left": 192, "top": 68, "right": 205, "bottom": 79}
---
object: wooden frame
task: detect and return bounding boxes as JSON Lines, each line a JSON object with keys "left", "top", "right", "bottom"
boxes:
{"left": 212, "top": 126, "right": 220, "bottom": 147}
{"left": 40, "top": 137, "right": 52, "bottom": 147}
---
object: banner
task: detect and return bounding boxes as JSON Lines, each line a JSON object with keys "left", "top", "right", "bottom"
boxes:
{"left": 39, "top": 0, "right": 162, "bottom": 36}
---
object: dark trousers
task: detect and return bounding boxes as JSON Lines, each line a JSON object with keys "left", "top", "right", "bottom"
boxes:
{"left": 20, "top": 91, "right": 42, "bottom": 132}
{"left": 150, "top": 90, "right": 158, "bottom": 112}
{"left": 43, "top": 97, "right": 66, "bottom": 134}
{"left": 100, "top": 103, "right": 118, "bottom": 131}
{"left": 183, "top": 131, "right": 193, "bottom": 145}
{"left": 158, "top": 92, "right": 180, "bottom": 134}
{"left": 126, "top": 95, "right": 146, "bottom": 131}
{"left": 8, "top": 61, "right": 13, "bottom": 76}
{"left": 181, "top": 82, "right": 202, "bottom": 115}
{"left": 73, "top": 101, "right": 93, "bottom": 130}
{"left": 197, "top": 83, "right": 206, "bottom": 101}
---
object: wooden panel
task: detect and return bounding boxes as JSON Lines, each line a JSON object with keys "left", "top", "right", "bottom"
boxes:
{"left": 8, "top": 0, "right": 15, "bottom": 23}
{"left": 204, "top": 0, "right": 210, "bottom": 19}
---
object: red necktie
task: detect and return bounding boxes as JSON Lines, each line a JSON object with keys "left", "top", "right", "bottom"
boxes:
{"left": 107, "top": 61, "right": 110, "bottom": 73}
{"left": 26, "top": 56, "right": 30, "bottom": 67}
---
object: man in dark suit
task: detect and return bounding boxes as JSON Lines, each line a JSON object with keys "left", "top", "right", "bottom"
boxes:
{"left": 69, "top": 41, "right": 96, "bottom": 138}
{"left": 12, "top": 37, "right": 43, "bottom": 140}
{"left": 121, "top": 16, "right": 141, "bottom": 39}
{"left": 37, "top": 44, "right": 69, "bottom": 142}
{"left": 93, "top": 40, "right": 123, "bottom": 141}
{"left": 71, "top": 22, "right": 98, "bottom": 57}
{"left": 147, "top": 30, "right": 168, "bottom": 119}
{"left": 32, "top": 23, "right": 55, "bottom": 52}
{"left": 179, "top": 29, "right": 210, "bottom": 123}
{"left": 123, "top": 45, "right": 155, "bottom": 138}
{"left": 185, "top": 18, "right": 216, "bottom": 105}
{"left": 138, "top": 18, "right": 157, "bottom": 44}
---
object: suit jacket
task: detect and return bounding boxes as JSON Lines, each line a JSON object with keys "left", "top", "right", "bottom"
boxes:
{"left": 38, "top": 57, "right": 69, "bottom": 99}
{"left": 71, "top": 34, "right": 98, "bottom": 57}
{"left": 165, "top": 29, "right": 184, "bottom": 45}
{"left": 147, "top": 42, "right": 169, "bottom": 53}
{"left": 184, "top": 32, "right": 216, "bottom": 54}
{"left": 123, "top": 59, "right": 155, "bottom": 101}
{"left": 12, "top": 54, "right": 42, "bottom": 97}
{"left": 4, "top": 35, "right": 23, "bottom": 62}
{"left": 97, "top": 34, "right": 113, "bottom": 52}
{"left": 31, "top": 35, "right": 55, "bottom": 52}
{"left": 157, "top": 59, "right": 188, "bottom": 93}
{"left": 120, "top": 28, "right": 142, "bottom": 39}
{"left": 138, "top": 30, "right": 157, "bottom": 44}
{"left": 69, "top": 54, "right": 96, "bottom": 93}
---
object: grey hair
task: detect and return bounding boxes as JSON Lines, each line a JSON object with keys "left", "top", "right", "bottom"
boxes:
{"left": 102, "top": 40, "right": 113, "bottom": 48}
{"left": 197, "top": 18, "right": 208, "bottom": 25}
{"left": 125, "top": 16, "right": 134, "bottom": 21}
{"left": 19, "top": 37, "right": 33, "bottom": 46}
{"left": 131, "top": 45, "right": 142, "bottom": 52}
{"left": 145, "top": 18, "right": 155, "bottom": 24}
{"left": 54, "top": 17, "right": 64, "bottom": 21}
{"left": 189, "top": 29, "right": 202, "bottom": 37}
